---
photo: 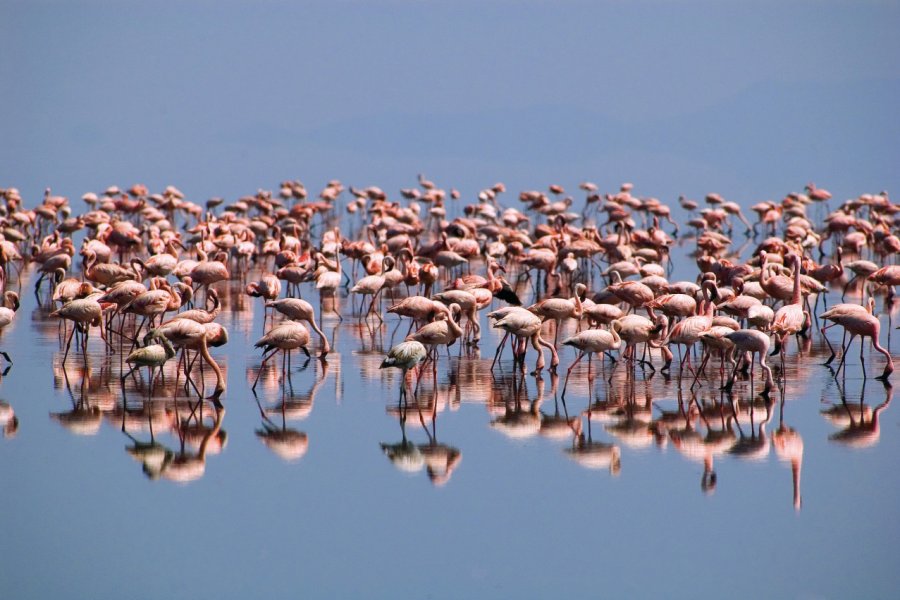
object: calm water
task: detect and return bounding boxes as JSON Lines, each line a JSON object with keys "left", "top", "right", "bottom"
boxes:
{"left": 1, "top": 239, "right": 899, "bottom": 600}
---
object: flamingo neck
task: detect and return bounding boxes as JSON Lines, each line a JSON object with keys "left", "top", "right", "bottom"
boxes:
{"left": 791, "top": 256, "right": 802, "bottom": 305}
{"left": 199, "top": 340, "right": 226, "bottom": 396}
{"left": 208, "top": 295, "right": 220, "bottom": 318}
{"left": 85, "top": 250, "right": 97, "bottom": 277}
{"left": 448, "top": 313, "right": 463, "bottom": 337}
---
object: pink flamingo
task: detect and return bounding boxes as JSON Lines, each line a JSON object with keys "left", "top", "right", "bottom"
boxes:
{"left": 770, "top": 253, "right": 811, "bottom": 357}
{"left": 821, "top": 304, "right": 893, "bottom": 380}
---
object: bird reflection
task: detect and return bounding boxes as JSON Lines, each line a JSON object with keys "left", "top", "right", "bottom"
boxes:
{"left": 121, "top": 406, "right": 174, "bottom": 480}
{"left": 565, "top": 432, "right": 621, "bottom": 474}
{"left": 254, "top": 394, "right": 309, "bottom": 462}
{"left": 566, "top": 386, "right": 620, "bottom": 474}
{"left": 490, "top": 371, "right": 543, "bottom": 440}
{"left": 666, "top": 392, "right": 736, "bottom": 493}
{"left": 120, "top": 399, "right": 225, "bottom": 482}
{"left": 49, "top": 363, "right": 105, "bottom": 435}
{"left": 773, "top": 396, "right": 803, "bottom": 511}
{"left": 381, "top": 375, "right": 462, "bottom": 486}
{"left": 111, "top": 398, "right": 176, "bottom": 437}
{"left": 159, "top": 406, "right": 225, "bottom": 483}
{"left": 253, "top": 359, "right": 330, "bottom": 462}
{"left": 125, "top": 436, "right": 172, "bottom": 480}
{"left": 826, "top": 379, "right": 892, "bottom": 449}
{"left": 602, "top": 370, "right": 657, "bottom": 450}
{"left": 727, "top": 391, "right": 775, "bottom": 462}
{"left": 540, "top": 372, "right": 582, "bottom": 440}
{"left": 0, "top": 399, "right": 18, "bottom": 438}
{"left": 380, "top": 414, "right": 424, "bottom": 474}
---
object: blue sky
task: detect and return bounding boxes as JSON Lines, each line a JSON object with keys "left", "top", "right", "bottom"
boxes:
{"left": 1, "top": 0, "right": 898, "bottom": 207}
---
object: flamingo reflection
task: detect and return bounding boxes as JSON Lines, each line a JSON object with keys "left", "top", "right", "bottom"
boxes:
{"left": 826, "top": 379, "right": 892, "bottom": 449}
{"left": 382, "top": 372, "right": 462, "bottom": 486}
{"left": 0, "top": 400, "right": 18, "bottom": 438}
{"left": 251, "top": 363, "right": 325, "bottom": 463}
{"left": 773, "top": 396, "right": 804, "bottom": 510}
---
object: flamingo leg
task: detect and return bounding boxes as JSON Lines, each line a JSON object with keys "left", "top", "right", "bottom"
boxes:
{"left": 491, "top": 331, "right": 509, "bottom": 371}
{"left": 62, "top": 323, "right": 76, "bottom": 365}
{"left": 252, "top": 348, "right": 280, "bottom": 392}
{"left": 834, "top": 334, "right": 857, "bottom": 378}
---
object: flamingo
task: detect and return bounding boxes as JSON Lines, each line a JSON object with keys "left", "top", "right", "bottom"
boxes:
{"left": 314, "top": 252, "right": 343, "bottom": 320}
{"left": 190, "top": 245, "right": 230, "bottom": 300}
{"left": 350, "top": 258, "right": 386, "bottom": 319}
{"left": 169, "top": 288, "right": 220, "bottom": 325}
{"left": 130, "top": 239, "right": 183, "bottom": 278}
{"left": 246, "top": 274, "right": 282, "bottom": 326}
{"left": 407, "top": 304, "right": 463, "bottom": 359}
{"left": 723, "top": 329, "right": 774, "bottom": 392}
{"left": 264, "top": 298, "right": 330, "bottom": 356}
{"left": 644, "top": 293, "right": 697, "bottom": 322}
{"left": 432, "top": 289, "right": 480, "bottom": 343}
{"left": 693, "top": 326, "right": 737, "bottom": 388}
{"left": 820, "top": 307, "right": 893, "bottom": 380}
{"left": 252, "top": 320, "right": 312, "bottom": 391}
{"left": 122, "top": 334, "right": 177, "bottom": 400}
{"left": 380, "top": 340, "right": 428, "bottom": 400}
{"left": 770, "top": 253, "right": 811, "bottom": 357}
{"left": 490, "top": 306, "right": 559, "bottom": 373}
{"left": 582, "top": 302, "right": 625, "bottom": 327}
{"left": 120, "top": 278, "right": 187, "bottom": 342}
{"left": 52, "top": 269, "right": 97, "bottom": 304}
{"left": 82, "top": 249, "right": 136, "bottom": 287}
{"left": 246, "top": 274, "right": 282, "bottom": 303}
{"left": 527, "top": 283, "right": 585, "bottom": 346}
{"left": 819, "top": 299, "right": 872, "bottom": 364}
{"left": 387, "top": 296, "right": 446, "bottom": 324}
{"left": 606, "top": 276, "right": 654, "bottom": 313}
{"left": 758, "top": 251, "right": 795, "bottom": 304}
{"left": 868, "top": 265, "right": 900, "bottom": 300}
{"left": 0, "top": 289, "right": 19, "bottom": 364}
{"left": 97, "top": 280, "right": 147, "bottom": 335}
{"left": 560, "top": 326, "right": 621, "bottom": 396}
{"left": 612, "top": 314, "right": 666, "bottom": 371}
{"left": 662, "top": 276, "right": 718, "bottom": 374}
{"left": 50, "top": 293, "right": 105, "bottom": 364}
{"left": 145, "top": 319, "right": 226, "bottom": 402}
{"left": 379, "top": 256, "right": 405, "bottom": 301}
{"left": 747, "top": 303, "right": 775, "bottom": 331}
{"left": 841, "top": 259, "right": 878, "bottom": 300}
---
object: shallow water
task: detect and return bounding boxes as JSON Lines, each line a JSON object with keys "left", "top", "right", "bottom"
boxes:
{"left": 1, "top": 243, "right": 899, "bottom": 600}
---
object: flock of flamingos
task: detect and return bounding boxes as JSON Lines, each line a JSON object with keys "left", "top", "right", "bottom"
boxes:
{"left": 0, "top": 177, "right": 895, "bottom": 492}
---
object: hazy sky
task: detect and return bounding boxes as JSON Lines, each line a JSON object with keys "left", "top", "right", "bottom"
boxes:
{"left": 1, "top": 0, "right": 898, "bottom": 208}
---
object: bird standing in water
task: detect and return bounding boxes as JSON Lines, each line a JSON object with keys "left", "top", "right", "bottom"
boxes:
{"left": 123, "top": 334, "right": 177, "bottom": 400}
{"left": 252, "top": 320, "right": 312, "bottom": 392}
{"left": 381, "top": 340, "right": 427, "bottom": 401}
